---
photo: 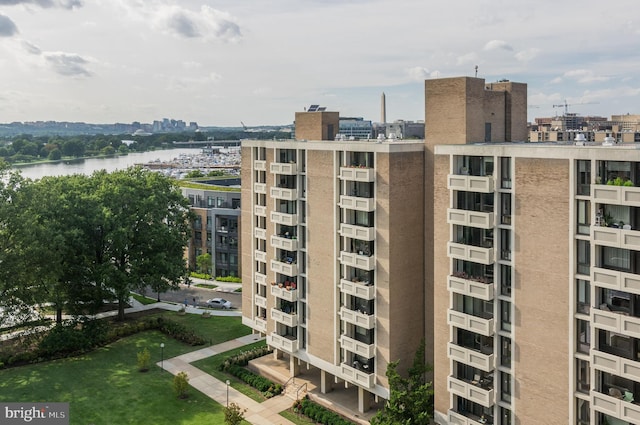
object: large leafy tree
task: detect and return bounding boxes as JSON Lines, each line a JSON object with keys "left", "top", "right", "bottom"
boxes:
{"left": 371, "top": 340, "right": 434, "bottom": 425}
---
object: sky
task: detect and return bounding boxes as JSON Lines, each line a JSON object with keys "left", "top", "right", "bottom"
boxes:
{"left": 0, "top": 0, "right": 639, "bottom": 127}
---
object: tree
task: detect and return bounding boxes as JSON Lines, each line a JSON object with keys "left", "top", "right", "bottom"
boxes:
{"left": 48, "top": 149, "right": 62, "bottom": 160}
{"left": 224, "top": 402, "right": 247, "bottom": 425}
{"left": 184, "top": 169, "right": 204, "bottom": 178}
{"left": 173, "top": 371, "right": 189, "bottom": 398}
{"left": 196, "top": 253, "right": 212, "bottom": 275}
{"left": 370, "top": 340, "right": 433, "bottom": 425}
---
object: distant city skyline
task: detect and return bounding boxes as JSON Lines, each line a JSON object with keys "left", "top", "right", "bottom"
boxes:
{"left": 0, "top": 1, "right": 639, "bottom": 126}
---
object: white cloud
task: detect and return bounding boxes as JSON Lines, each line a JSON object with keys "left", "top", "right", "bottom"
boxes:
{"left": 515, "top": 48, "right": 540, "bottom": 62}
{"left": 483, "top": 40, "right": 513, "bottom": 52}
{"left": 152, "top": 5, "right": 242, "bottom": 42}
{"left": 406, "top": 66, "right": 430, "bottom": 81}
{"left": 43, "top": 51, "right": 91, "bottom": 76}
{"left": 563, "top": 69, "right": 611, "bottom": 84}
{"left": 0, "top": 0, "right": 82, "bottom": 9}
{"left": 456, "top": 52, "right": 478, "bottom": 66}
{"left": 0, "top": 13, "right": 19, "bottom": 37}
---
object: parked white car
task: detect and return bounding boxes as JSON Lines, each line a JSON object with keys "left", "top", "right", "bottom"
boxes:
{"left": 206, "top": 298, "right": 232, "bottom": 309}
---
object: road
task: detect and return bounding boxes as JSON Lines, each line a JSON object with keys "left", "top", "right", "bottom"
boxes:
{"left": 141, "top": 283, "right": 242, "bottom": 310}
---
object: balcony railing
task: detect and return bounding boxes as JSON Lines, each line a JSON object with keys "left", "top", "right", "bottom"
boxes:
{"left": 447, "top": 275, "right": 494, "bottom": 301}
{"left": 270, "top": 162, "right": 298, "bottom": 175}
{"left": 253, "top": 316, "right": 267, "bottom": 333}
{"left": 593, "top": 267, "right": 640, "bottom": 296}
{"left": 592, "top": 349, "right": 640, "bottom": 382}
{"left": 254, "top": 250, "right": 267, "bottom": 263}
{"left": 270, "top": 284, "right": 298, "bottom": 302}
{"left": 339, "top": 223, "right": 375, "bottom": 241}
{"left": 254, "top": 294, "right": 267, "bottom": 309}
{"left": 271, "top": 308, "right": 298, "bottom": 327}
{"left": 340, "top": 362, "right": 375, "bottom": 388}
{"left": 447, "top": 375, "right": 495, "bottom": 408}
{"left": 448, "top": 174, "right": 494, "bottom": 193}
{"left": 593, "top": 307, "right": 640, "bottom": 339}
{"left": 253, "top": 160, "right": 266, "bottom": 171}
{"left": 339, "top": 251, "right": 376, "bottom": 270}
{"left": 270, "top": 259, "right": 298, "bottom": 276}
{"left": 447, "top": 342, "right": 494, "bottom": 373}
{"left": 339, "top": 278, "right": 375, "bottom": 300}
{"left": 592, "top": 389, "right": 640, "bottom": 422}
{"left": 447, "top": 309, "right": 494, "bottom": 337}
{"left": 270, "top": 187, "right": 298, "bottom": 201}
{"left": 270, "top": 234, "right": 298, "bottom": 251}
{"left": 340, "top": 334, "right": 375, "bottom": 358}
{"left": 254, "top": 272, "right": 266, "bottom": 285}
{"left": 593, "top": 226, "right": 640, "bottom": 251}
{"left": 254, "top": 182, "right": 266, "bottom": 194}
{"left": 270, "top": 211, "right": 299, "bottom": 226}
{"left": 339, "top": 195, "right": 375, "bottom": 212}
{"left": 267, "top": 333, "right": 298, "bottom": 353}
{"left": 339, "top": 166, "right": 375, "bottom": 182}
{"left": 447, "top": 208, "right": 494, "bottom": 230}
{"left": 254, "top": 227, "right": 266, "bottom": 240}
{"left": 592, "top": 184, "right": 640, "bottom": 207}
{"left": 448, "top": 242, "right": 495, "bottom": 265}
{"left": 254, "top": 205, "right": 267, "bottom": 216}
{"left": 339, "top": 306, "right": 375, "bottom": 329}
{"left": 448, "top": 409, "right": 494, "bottom": 425}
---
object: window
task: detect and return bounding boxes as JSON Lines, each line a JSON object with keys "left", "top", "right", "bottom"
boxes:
{"left": 501, "top": 372, "right": 511, "bottom": 403}
{"left": 485, "top": 123, "right": 492, "bottom": 142}
{"left": 576, "top": 359, "right": 590, "bottom": 393}
{"left": 501, "top": 264, "right": 512, "bottom": 297}
{"left": 500, "top": 193, "right": 512, "bottom": 224}
{"left": 577, "top": 279, "right": 590, "bottom": 314}
{"left": 602, "top": 247, "right": 631, "bottom": 272}
{"left": 576, "top": 399, "right": 589, "bottom": 425}
{"left": 501, "top": 301, "right": 511, "bottom": 332}
{"left": 501, "top": 337, "right": 511, "bottom": 366}
{"left": 500, "top": 157, "right": 512, "bottom": 189}
{"left": 577, "top": 240, "right": 590, "bottom": 275}
{"left": 500, "top": 229, "right": 511, "bottom": 261}
{"left": 501, "top": 407, "right": 512, "bottom": 425}
{"left": 577, "top": 319, "right": 590, "bottom": 353}
{"left": 577, "top": 200, "right": 590, "bottom": 235}
{"left": 577, "top": 160, "right": 590, "bottom": 195}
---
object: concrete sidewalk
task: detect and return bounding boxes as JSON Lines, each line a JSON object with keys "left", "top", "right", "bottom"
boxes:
{"left": 158, "top": 334, "right": 298, "bottom": 425}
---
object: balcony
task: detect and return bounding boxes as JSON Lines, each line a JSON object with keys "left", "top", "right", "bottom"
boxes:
{"left": 270, "top": 234, "right": 298, "bottom": 251}
{"left": 447, "top": 208, "right": 494, "bottom": 230}
{"left": 254, "top": 250, "right": 267, "bottom": 263}
{"left": 339, "top": 223, "right": 375, "bottom": 241}
{"left": 447, "top": 376, "right": 495, "bottom": 408}
{"left": 593, "top": 307, "right": 640, "bottom": 339}
{"left": 254, "top": 227, "right": 266, "bottom": 240}
{"left": 254, "top": 294, "right": 267, "bottom": 309}
{"left": 592, "top": 390, "right": 640, "bottom": 423}
{"left": 592, "top": 349, "right": 640, "bottom": 382}
{"left": 592, "top": 184, "right": 640, "bottom": 207}
{"left": 593, "top": 226, "right": 640, "bottom": 251}
{"left": 271, "top": 308, "right": 298, "bottom": 327}
{"left": 340, "top": 362, "right": 375, "bottom": 388}
{"left": 339, "top": 195, "right": 375, "bottom": 212}
{"left": 448, "top": 410, "right": 493, "bottom": 425}
{"left": 447, "top": 275, "right": 494, "bottom": 301}
{"left": 253, "top": 160, "right": 266, "bottom": 171}
{"left": 593, "top": 267, "right": 640, "bottom": 295}
{"left": 340, "top": 334, "right": 375, "bottom": 358}
{"left": 448, "top": 174, "right": 494, "bottom": 194}
{"left": 267, "top": 333, "right": 299, "bottom": 353}
{"left": 270, "top": 284, "right": 298, "bottom": 302}
{"left": 447, "top": 309, "right": 494, "bottom": 337}
{"left": 254, "top": 272, "right": 266, "bottom": 285}
{"left": 253, "top": 316, "right": 267, "bottom": 333}
{"left": 340, "top": 306, "right": 375, "bottom": 329}
{"left": 447, "top": 342, "right": 494, "bottom": 373}
{"left": 254, "top": 182, "right": 266, "bottom": 194}
{"left": 270, "top": 259, "right": 298, "bottom": 276}
{"left": 448, "top": 242, "right": 495, "bottom": 265}
{"left": 339, "top": 251, "right": 376, "bottom": 270}
{"left": 339, "top": 278, "right": 375, "bottom": 300}
{"left": 270, "top": 187, "right": 298, "bottom": 201}
{"left": 254, "top": 205, "right": 267, "bottom": 216}
{"left": 339, "top": 166, "right": 375, "bottom": 182}
{"left": 271, "top": 211, "right": 299, "bottom": 226}
{"left": 270, "top": 162, "right": 298, "bottom": 175}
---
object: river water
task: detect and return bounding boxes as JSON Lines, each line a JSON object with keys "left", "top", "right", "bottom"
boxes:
{"left": 13, "top": 148, "right": 203, "bottom": 180}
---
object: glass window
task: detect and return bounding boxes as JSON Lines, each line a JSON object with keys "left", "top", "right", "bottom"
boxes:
{"left": 501, "top": 300, "right": 511, "bottom": 332}
{"left": 577, "top": 359, "right": 590, "bottom": 393}
{"left": 500, "top": 157, "right": 512, "bottom": 189}
{"left": 501, "top": 407, "right": 512, "bottom": 425}
{"left": 501, "top": 372, "right": 511, "bottom": 403}
{"left": 501, "top": 264, "right": 512, "bottom": 297}
{"left": 576, "top": 399, "right": 589, "bottom": 425}
{"left": 577, "top": 319, "right": 590, "bottom": 353}
{"left": 577, "top": 279, "right": 590, "bottom": 314}
{"left": 500, "top": 229, "right": 511, "bottom": 261}
{"left": 501, "top": 337, "right": 511, "bottom": 366}
{"left": 577, "top": 200, "right": 590, "bottom": 235}
{"left": 577, "top": 160, "right": 591, "bottom": 195}
{"left": 577, "top": 240, "right": 590, "bottom": 275}
{"left": 602, "top": 247, "right": 631, "bottom": 271}
{"left": 501, "top": 193, "right": 512, "bottom": 225}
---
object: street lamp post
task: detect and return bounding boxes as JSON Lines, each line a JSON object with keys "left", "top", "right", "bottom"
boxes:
{"left": 226, "top": 380, "right": 230, "bottom": 407}
{"left": 160, "top": 343, "right": 165, "bottom": 372}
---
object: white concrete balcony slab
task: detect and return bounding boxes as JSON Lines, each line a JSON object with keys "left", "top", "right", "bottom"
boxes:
{"left": 253, "top": 316, "right": 267, "bottom": 333}
{"left": 447, "top": 275, "right": 494, "bottom": 301}
{"left": 447, "top": 309, "right": 494, "bottom": 337}
{"left": 270, "top": 259, "right": 298, "bottom": 276}
{"left": 340, "top": 334, "right": 375, "bottom": 358}
{"left": 270, "top": 162, "right": 298, "bottom": 175}
{"left": 270, "top": 186, "right": 298, "bottom": 201}
{"left": 593, "top": 391, "right": 640, "bottom": 423}
{"left": 339, "top": 251, "right": 376, "bottom": 270}
{"left": 592, "top": 349, "right": 640, "bottom": 382}
{"left": 593, "top": 184, "right": 640, "bottom": 207}
{"left": 340, "top": 362, "right": 375, "bottom": 388}
{"left": 447, "top": 208, "right": 494, "bottom": 229}
{"left": 339, "top": 306, "right": 375, "bottom": 329}
{"left": 593, "top": 267, "right": 640, "bottom": 296}
{"left": 270, "top": 211, "right": 299, "bottom": 226}
{"left": 254, "top": 205, "right": 267, "bottom": 216}
{"left": 593, "top": 226, "right": 640, "bottom": 251}
{"left": 254, "top": 272, "right": 266, "bottom": 285}
{"left": 447, "top": 242, "right": 495, "bottom": 265}
{"left": 339, "top": 278, "right": 375, "bottom": 300}
{"left": 270, "top": 284, "right": 298, "bottom": 302}
{"left": 447, "top": 376, "right": 495, "bottom": 408}
{"left": 448, "top": 174, "right": 494, "bottom": 193}
{"left": 254, "top": 294, "right": 267, "bottom": 309}
{"left": 339, "top": 223, "right": 375, "bottom": 241}
{"left": 270, "top": 235, "right": 298, "bottom": 251}
{"left": 593, "top": 307, "right": 640, "bottom": 339}
{"left": 267, "top": 333, "right": 298, "bottom": 353}
{"left": 253, "top": 160, "right": 266, "bottom": 171}
{"left": 271, "top": 308, "right": 298, "bottom": 327}
{"left": 254, "top": 182, "right": 266, "bottom": 194}
{"left": 339, "top": 195, "right": 375, "bottom": 212}
{"left": 339, "top": 167, "right": 375, "bottom": 182}
{"left": 254, "top": 227, "right": 266, "bottom": 240}
{"left": 254, "top": 250, "right": 267, "bottom": 263}
{"left": 447, "top": 409, "right": 487, "bottom": 425}
{"left": 447, "top": 342, "right": 494, "bottom": 373}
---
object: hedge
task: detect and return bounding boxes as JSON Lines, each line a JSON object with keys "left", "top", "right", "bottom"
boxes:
{"left": 292, "top": 397, "right": 356, "bottom": 425}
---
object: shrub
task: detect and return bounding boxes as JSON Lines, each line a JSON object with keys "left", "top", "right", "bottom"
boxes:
{"left": 137, "top": 347, "right": 151, "bottom": 372}
{"left": 299, "top": 397, "right": 355, "bottom": 425}
{"left": 216, "top": 276, "right": 241, "bottom": 283}
{"left": 218, "top": 345, "right": 273, "bottom": 370}
{"left": 173, "top": 371, "right": 190, "bottom": 399}
{"left": 224, "top": 402, "right": 247, "bottom": 425}
{"left": 225, "top": 365, "right": 282, "bottom": 397}
{"left": 157, "top": 318, "right": 206, "bottom": 346}
{"left": 190, "top": 272, "right": 211, "bottom": 280}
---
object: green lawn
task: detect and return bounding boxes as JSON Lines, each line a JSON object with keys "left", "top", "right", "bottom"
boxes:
{"left": 0, "top": 314, "right": 253, "bottom": 425}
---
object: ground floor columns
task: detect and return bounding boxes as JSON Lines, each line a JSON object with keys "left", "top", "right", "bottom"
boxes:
{"left": 289, "top": 355, "right": 299, "bottom": 377}
{"left": 357, "top": 387, "right": 372, "bottom": 413}
{"left": 320, "top": 370, "right": 334, "bottom": 394}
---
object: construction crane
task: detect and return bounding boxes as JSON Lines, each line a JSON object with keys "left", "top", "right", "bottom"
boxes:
{"left": 240, "top": 121, "right": 248, "bottom": 131}
{"left": 552, "top": 99, "right": 599, "bottom": 115}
